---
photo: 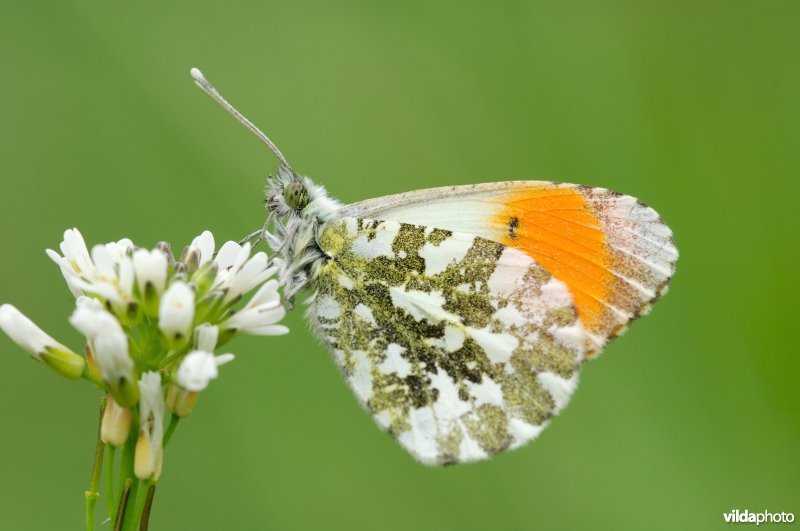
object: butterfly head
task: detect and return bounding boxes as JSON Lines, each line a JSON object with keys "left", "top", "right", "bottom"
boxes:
{"left": 283, "top": 181, "right": 310, "bottom": 211}
{"left": 265, "top": 167, "right": 341, "bottom": 222}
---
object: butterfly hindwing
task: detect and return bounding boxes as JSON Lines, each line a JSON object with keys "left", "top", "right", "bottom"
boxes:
{"left": 309, "top": 217, "right": 587, "bottom": 465}
{"left": 339, "top": 181, "right": 678, "bottom": 355}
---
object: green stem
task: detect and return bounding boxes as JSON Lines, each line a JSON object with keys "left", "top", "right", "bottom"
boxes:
{"left": 163, "top": 414, "right": 180, "bottom": 448}
{"left": 122, "top": 480, "right": 142, "bottom": 531}
{"left": 85, "top": 398, "right": 107, "bottom": 531}
{"left": 154, "top": 348, "right": 175, "bottom": 365}
{"left": 105, "top": 446, "right": 117, "bottom": 521}
{"left": 138, "top": 484, "right": 156, "bottom": 531}
{"left": 115, "top": 436, "right": 137, "bottom": 529}
{"left": 113, "top": 479, "right": 133, "bottom": 531}
{"left": 117, "top": 436, "right": 135, "bottom": 496}
{"left": 131, "top": 480, "right": 151, "bottom": 530}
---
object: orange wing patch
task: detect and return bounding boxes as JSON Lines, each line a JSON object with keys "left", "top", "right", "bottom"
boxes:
{"left": 496, "top": 187, "right": 614, "bottom": 342}
{"left": 494, "top": 184, "right": 677, "bottom": 357}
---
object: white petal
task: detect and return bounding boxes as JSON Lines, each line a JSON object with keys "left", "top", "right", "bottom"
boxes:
{"left": 194, "top": 323, "right": 218, "bottom": 352}
{"left": 76, "top": 296, "right": 104, "bottom": 312}
{"left": 176, "top": 350, "right": 220, "bottom": 391}
{"left": 191, "top": 231, "right": 215, "bottom": 265}
{"left": 107, "top": 239, "right": 134, "bottom": 264}
{"left": 224, "top": 252, "right": 268, "bottom": 302}
{"left": 139, "top": 372, "right": 164, "bottom": 421}
{"left": 93, "top": 329, "right": 133, "bottom": 382}
{"left": 118, "top": 257, "right": 134, "bottom": 297}
{"left": 136, "top": 371, "right": 164, "bottom": 480}
{"left": 91, "top": 244, "right": 117, "bottom": 281}
{"left": 214, "top": 241, "right": 243, "bottom": 271}
{"left": 245, "top": 324, "right": 290, "bottom": 336}
{"left": 61, "top": 228, "right": 96, "bottom": 279}
{"left": 133, "top": 249, "right": 168, "bottom": 294}
{"left": 256, "top": 305, "right": 286, "bottom": 325}
{"left": 75, "top": 279, "right": 123, "bottom": 305}
{"left": 47, "top": 249, "right": 85, "bottom": 297}
{"left": 246, "top": 279, "right": 281, "bottom": 309}
{"left": 231, "top": 242, "right": 252, "bottom": 272}
{"left": 138, "top": 372, "right": 164, "bottom": 449}
{"left": 70, "top": 299, "right": 124, "bottom": 339}
{"left": 215, "top": 353, "right": 235, "bottom": 366}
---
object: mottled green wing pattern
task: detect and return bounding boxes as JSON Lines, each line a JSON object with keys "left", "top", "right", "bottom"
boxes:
{"left": 309, "top": 217, "right": 588, "bottom": 465}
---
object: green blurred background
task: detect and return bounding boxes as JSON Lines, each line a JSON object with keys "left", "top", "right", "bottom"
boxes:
{"left": 0, "top": 1, "right": 798, "bottom": 529}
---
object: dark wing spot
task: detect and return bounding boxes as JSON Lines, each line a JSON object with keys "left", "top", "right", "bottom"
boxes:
{"left": 508, "top": 216, "right": 520, "bottom": 240}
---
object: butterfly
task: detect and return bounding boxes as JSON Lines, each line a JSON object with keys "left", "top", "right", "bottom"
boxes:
{"left": 192, "top": 68, "right": 678, "bottom": 465}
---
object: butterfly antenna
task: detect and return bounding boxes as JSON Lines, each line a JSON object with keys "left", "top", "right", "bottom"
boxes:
{"left": 190, "top": 67, "right": 294, "bottom": 174}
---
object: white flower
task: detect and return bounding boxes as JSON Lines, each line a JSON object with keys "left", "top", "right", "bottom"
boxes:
{"left": 135, "top": 372, "right": 164, "bottom": 480}
{"left": 94, "top": 330, "right": 135, "bottom": 386}
{"left": 84, "top": 242, "right": 135, "bottom": 306}
{"left": 221, "top": 280, "right": 289, "bottom": 336}
{"left": 46, "top": 228, "right": 96, "bottom": 297}
{"left": 158, "top": 281, "right": 195, "bottom": 341}
{"left": 176, "top": 350, "right": 235, "bottom": 392}
{"left": 189, "top": 231, "right": 215, "bottom": 266}
{"left": 0, "top": 304, "right": 84, "bottom": 379}
{"left": 213, "top": 242, "right": 275, "bottom": 303}
{"left": 71, "top": 298, "right": 139, "bottom": 405}
{"left": 59, "top": 228, "right": 96, "bottom": 282}
{"left": 46, "top": 231, "right": 136, "bottom": 306}
{"left": 133, "top": 248, "right": 168, "bottom": 295}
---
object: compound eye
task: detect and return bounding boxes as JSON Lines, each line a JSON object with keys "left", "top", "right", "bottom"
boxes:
{"left": 283, "top": 182, "right": 309, "bottom": 210}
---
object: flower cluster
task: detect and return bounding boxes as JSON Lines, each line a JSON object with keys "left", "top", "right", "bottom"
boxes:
{"left": 0, "top": 228, "right": 288, "bottom": 482}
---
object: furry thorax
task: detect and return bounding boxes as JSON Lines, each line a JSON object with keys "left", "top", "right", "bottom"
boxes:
{"left": 263, "top": 166, "right": 342, "bottom": 304}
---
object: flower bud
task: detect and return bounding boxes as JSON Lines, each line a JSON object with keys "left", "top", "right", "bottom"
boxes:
{"left": 133, "top": 249, "right": 168, "bottom": 316}
{"left": 155, "top": 242, "right": 175, "bottom": 266}
{"left": 158, "top": 281, "right": 195, "bottom": 347}
{"left": 165, "top": 383, "right": 198, "bottom": 417}
{"left": 40, "top": 345, "right": 86, "bottom": 380}
{"left": 0, "top": 304, "right": 85, "bottom": 379}
{"left": 190, "top": 231, "right": 215, "bottom": 266}
{"left": 180, "top": 246, "right": 200, "bottom": 275}
{"left": 101, "top": 396, "right": 132, "bottom": 447}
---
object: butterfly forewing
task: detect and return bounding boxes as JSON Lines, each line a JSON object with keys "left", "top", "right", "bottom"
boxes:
{"left": 309, "top": 217, "right": 586, "bottom": 465}
{"left": 340, "top": 182, "right": 678, "bottom": 355}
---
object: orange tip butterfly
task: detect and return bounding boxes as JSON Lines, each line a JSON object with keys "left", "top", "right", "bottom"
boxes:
{"left": 191, "top": 67, "right": 678, "bottom": 465}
